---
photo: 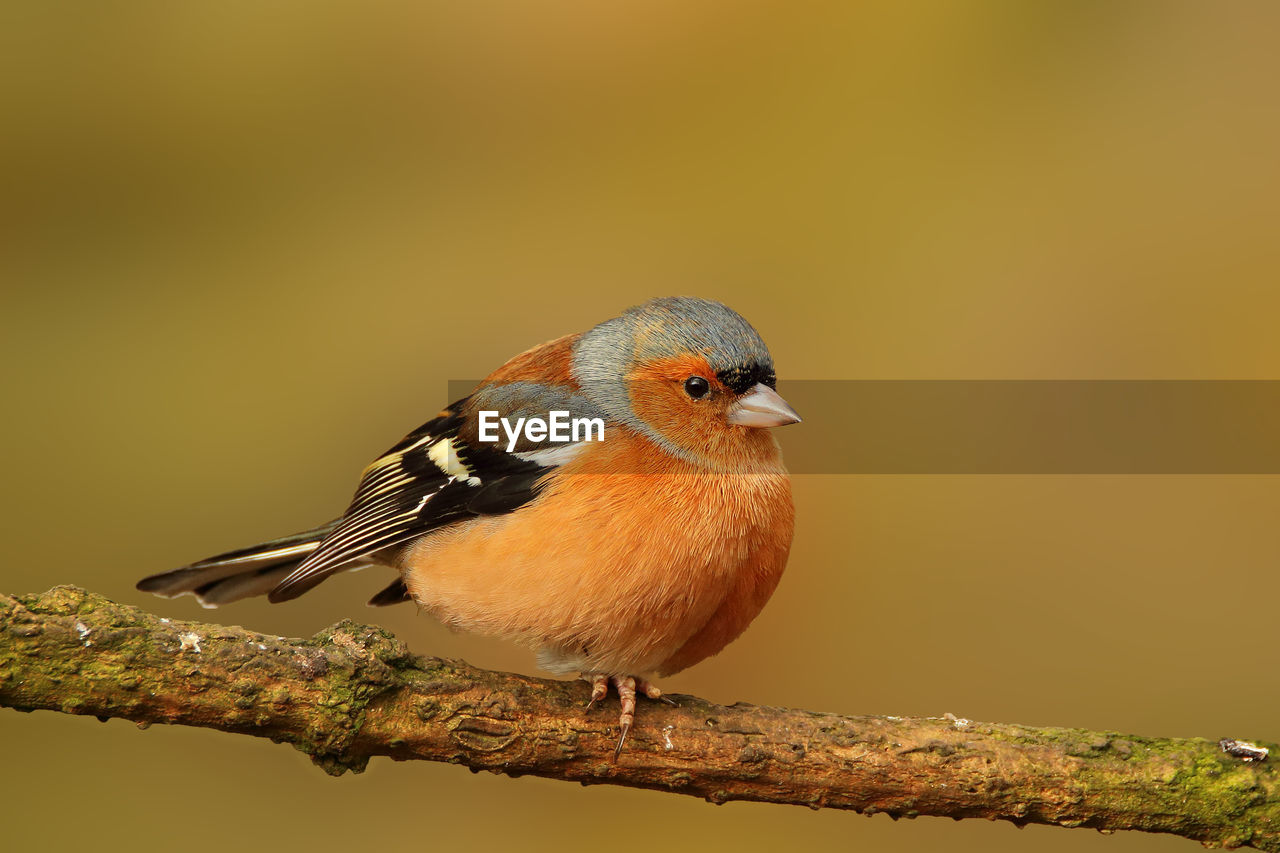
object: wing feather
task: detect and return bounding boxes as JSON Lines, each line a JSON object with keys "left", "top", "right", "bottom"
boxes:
{"left": 269, "top": 384, "right": 599, "bottom": 604}
{"left": 141, "top": 379, "right": 601, "bottom": 609}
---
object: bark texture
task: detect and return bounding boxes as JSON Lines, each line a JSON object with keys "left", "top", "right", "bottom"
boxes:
{"left": 1, "top": 586, "right": 1276, "bottom": 850}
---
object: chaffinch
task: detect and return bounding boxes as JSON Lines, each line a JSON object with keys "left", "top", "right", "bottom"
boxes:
{"left": 138, "top": 296, "right": 800, "bottom": 755}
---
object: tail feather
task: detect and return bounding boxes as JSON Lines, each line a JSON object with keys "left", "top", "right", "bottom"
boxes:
{"left": 193, "top": 564, "right": 300, "bottom": 608}
{"left": 137, "top": 522, "right": 341, "bottom": 608}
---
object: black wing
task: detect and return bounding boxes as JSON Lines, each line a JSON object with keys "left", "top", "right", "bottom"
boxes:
{"left": 267, "top": 401, "right": 549, "bottom": 602}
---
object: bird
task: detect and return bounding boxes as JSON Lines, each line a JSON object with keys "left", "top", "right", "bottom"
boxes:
{"left": 137, "top": 296, "right": 800, "bottom": 756}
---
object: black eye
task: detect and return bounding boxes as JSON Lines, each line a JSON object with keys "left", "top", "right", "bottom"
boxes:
{"left": 684, "top": 376, "right": 710, "bottom": 399}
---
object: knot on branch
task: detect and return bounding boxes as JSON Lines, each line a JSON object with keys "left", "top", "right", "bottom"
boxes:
{"left": 292, "top": 620, "right": 417, "bottom": 774}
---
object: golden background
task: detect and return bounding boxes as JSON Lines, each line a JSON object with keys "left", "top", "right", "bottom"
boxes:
{"left": 3, "top": 3, "right": 1278, "bottom": 851}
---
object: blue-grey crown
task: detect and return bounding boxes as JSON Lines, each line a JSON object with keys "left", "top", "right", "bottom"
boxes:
{"left": 570, "top": 297, "right": 775, "bottom": 428}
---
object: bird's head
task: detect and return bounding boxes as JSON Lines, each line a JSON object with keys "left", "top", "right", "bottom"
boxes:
{"left": 572, "top": 297, "right": 800, "bottom": 466}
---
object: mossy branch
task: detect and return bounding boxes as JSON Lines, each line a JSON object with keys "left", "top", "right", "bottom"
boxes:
{"left": 1, "top": 587, "right": 1276, "bottom": 850}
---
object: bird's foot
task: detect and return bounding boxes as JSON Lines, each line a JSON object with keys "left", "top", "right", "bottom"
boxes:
{"left": 581, "top": 673, "right": 677, "bottom": 758}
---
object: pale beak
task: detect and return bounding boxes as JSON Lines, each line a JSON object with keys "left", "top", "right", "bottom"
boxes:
{"left": 728, "top": 383, "right": 802, "bottom": 428}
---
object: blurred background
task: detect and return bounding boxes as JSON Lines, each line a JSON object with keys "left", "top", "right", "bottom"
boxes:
{"left": 3, "top": 2, "right": 1279, "bottom": 851}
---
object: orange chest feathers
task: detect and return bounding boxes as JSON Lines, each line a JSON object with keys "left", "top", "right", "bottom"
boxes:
{"left": 400, "top": 430, "right": 795, "bottom": 677}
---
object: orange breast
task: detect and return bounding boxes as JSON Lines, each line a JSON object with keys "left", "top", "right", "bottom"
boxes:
{"left": 400, "top": 429, "right": 794, "bottom": 677}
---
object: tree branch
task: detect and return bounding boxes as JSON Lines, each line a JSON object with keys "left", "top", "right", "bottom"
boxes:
{"left": 2, "top": 587, "right": 1275, "bottom": 850}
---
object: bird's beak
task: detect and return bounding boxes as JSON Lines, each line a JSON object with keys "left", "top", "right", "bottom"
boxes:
{"left": 728, "top": 383, "right": 802, "bottom": 428}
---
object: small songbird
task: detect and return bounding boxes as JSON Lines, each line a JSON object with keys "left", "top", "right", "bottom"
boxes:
{"left": 138, "top": 297, "right": 799, "bottom": 755}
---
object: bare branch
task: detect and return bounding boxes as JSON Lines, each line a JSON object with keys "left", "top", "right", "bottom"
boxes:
{"left": 2, "top": 587, "right": 1276, "bottom": 850}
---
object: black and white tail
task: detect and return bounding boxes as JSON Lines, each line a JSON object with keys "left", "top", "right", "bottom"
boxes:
{"left": 135, "top": 522, "right": 347, "bottom": 608}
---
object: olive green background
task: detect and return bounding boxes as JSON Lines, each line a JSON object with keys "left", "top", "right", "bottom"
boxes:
{"left": 3, "top": 3, "right": 1278, "bottom": 851}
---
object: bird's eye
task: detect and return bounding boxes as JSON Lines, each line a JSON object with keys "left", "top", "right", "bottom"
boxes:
{"left": 684, "top": 376, "right": 710, "bottom": 399}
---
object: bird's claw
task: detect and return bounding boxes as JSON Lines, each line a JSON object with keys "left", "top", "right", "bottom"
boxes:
{"left": 581, "top": 673, "right": 673, "bottom": 758}
{"left": 637, "top": 677, "right": 678, "bottom": 707}
{"left": 585, "top": 674, "right": 609, "bottom": 711}
{"left": 614, "top": 722, "right": 631, "bottom": 758}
